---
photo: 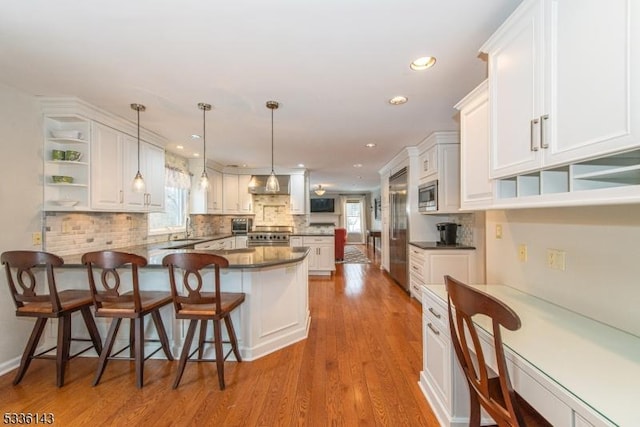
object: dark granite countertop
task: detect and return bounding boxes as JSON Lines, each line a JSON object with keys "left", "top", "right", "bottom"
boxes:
{"left": 409, "top": 241, "right": 476, "bottom": 250}
{"left": 60, "top": 243, "right": 309, "bottom": 269}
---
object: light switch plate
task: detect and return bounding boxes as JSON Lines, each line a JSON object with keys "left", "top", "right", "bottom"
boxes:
{"left": 32, "top": 232, "right": 42, "bottom": 246}
{"left": 495, "top": 224, "right": 503, "bottom": 239}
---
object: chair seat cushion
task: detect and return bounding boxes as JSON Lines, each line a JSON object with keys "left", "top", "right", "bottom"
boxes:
{"left": 16, "top": 289, "right": 93, "bottom": 315}
{"left": 178, "top": 292, "right": 245, "bottom": 317}
{"left": 97, "top": 290, "right": 172, "bottom": 315}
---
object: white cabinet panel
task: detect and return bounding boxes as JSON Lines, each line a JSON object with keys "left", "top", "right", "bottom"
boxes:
{"left": 301, "top": 236, "right": 335, "bottom": 275}
{"left": 223, "top": 173, "right": 253, "bottom": 214}
{"left": 455, "top": 81, "right": 493, "bottom": 210}
{"left": 91, "top": 122, "right": 124, "bottom": 210}
{"left": 483, "top": 0, "right": 640, "bottom": 179}
{"left": 289, "top": 173, "right": 307, "bottom": 214}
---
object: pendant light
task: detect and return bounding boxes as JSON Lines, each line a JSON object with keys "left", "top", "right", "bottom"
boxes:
{"left": 131, "top": 103, "right": 146, "bottom": 193}
{"left": 265, "top": 100, "right": 280, "bottom": 193}
{"left": 314, "top": 185, "right": 326, "bottom": 196}
{"left": 198, "top": 102, "right": 212, "bottom": 189}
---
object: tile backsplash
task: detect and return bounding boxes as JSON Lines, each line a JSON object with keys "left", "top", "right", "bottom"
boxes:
{"left": 45, "top": 212, "right": 150, "bottom": 256}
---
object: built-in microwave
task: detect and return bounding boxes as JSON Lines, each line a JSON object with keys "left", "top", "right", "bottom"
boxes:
{"left": 418, "top": 180, "right": 438, "bottom": 212}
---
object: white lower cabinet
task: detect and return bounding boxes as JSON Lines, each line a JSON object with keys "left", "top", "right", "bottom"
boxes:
{"left": 235, "top": 235, "right": 248, "bottom": 249}
{"left": 420, "top": 286, "right": 615, "bottom": 427}
{"left": 291, "top": 236, "right": 335, "bottom": 275}
{"left": 420, "top": 289, "right": 470, "bottom": 427}
{"left": 409, "top": 245, "right": 476, "bottom": 302}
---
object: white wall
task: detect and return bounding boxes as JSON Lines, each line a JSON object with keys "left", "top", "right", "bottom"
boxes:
{"left": 485, "top": 205, "right": 640, "bottom": 337}
{"left": 0, "top": 83, "right": 44, "bottom": 373}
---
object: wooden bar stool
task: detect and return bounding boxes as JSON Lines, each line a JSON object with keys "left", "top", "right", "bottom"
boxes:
{"left": 82, "top": 250, "right": 174, "bottom": 388}
{"left": 162, "top": 252, "right": 245, "bottom": 389}
{"left": 1, "top": 250, "right": 102, "bottom": 387}
{"left": 445, "top": 275, "right": 551, "bottom": 426}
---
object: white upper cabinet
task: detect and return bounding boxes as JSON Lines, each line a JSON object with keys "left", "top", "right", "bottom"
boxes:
{"left": 237, "top": 174, "right": 252, "bottom": 213}
{"left": 190, "top": 162, "right": 223, "bottom": 215}
{"left": 141, "top": 142, "right": 165, "bottom": 212}
{"left": 455, "top": 81, "right": 492, "bottom": 210}
{"left": 92, "top": 123, "right": 165, "bottom": 212}
{"left": 289, "top": 173, "right": 308, "bottom": 214}
{"left": 91, "top": 122, "right": 124, "bottom": 210}
{"left": 223, "top": 173, "right": 253, "bottom": 214}
{"left": 42, "top": 98, "right": 167, "bottom": 213}
{"left": 482, "top": 0, "right": 640, "bottom": 179}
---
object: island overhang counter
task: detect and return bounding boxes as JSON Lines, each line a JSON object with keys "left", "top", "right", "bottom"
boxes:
{"left": 54, "top": 246, "right": 311, "bottom": 362}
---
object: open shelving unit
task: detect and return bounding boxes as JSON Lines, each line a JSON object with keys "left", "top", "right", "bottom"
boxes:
{"left": 43, "top": 115, "right": 91, "bottom": 211}
{"left": 494, "top": 149, "right": 640, "bottom": 207}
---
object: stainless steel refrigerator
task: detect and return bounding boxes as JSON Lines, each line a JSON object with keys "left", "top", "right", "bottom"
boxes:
{"left": 389, "top": 167, "right": 409, "bottom": 292}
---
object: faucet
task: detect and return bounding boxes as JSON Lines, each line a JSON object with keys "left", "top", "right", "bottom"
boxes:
{"left": 185, "top": 217, "right": 192, "bottom": 238}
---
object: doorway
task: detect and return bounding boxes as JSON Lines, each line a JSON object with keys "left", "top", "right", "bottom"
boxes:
{"left": 343, "top": 197, "right": 365, "bottom": 244}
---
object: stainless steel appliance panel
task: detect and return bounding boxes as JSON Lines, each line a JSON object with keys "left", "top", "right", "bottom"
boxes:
{"left": 389, "top": 168, "right": 409, "bottom": 292}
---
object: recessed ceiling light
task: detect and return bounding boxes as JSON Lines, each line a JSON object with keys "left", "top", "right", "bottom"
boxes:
{"left": 353, "top": 163, "right": 363, "bottom": 168}
{"left": 193, "top": 153, "right": 200, "bottom": 157}
{"left": 176, "top": 145, "right": 184, "bottom": 150}
{"left": 389, "top": 96, "right": 408, "bottom": 105}
{"left": 410, "top": 56, "right": 437, "bottom": 71}
{"left": 191, "top": 134, "right": 201, "bottom": 139}
{"left": 297, "top": 163, "right": 305, "bottom": 168}
{"left": 365, "top": 143, "right": 376, "bottom": 148}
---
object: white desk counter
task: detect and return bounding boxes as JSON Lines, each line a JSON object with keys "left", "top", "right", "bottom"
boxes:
{"left": 421, "top": 284, "right": 640, "bottom": 427}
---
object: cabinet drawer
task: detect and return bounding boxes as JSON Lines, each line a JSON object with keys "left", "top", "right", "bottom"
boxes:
{"left": 423, "top": 289, "right": 448, "bottom": 335}
{"left": 409, "top": 261, "right": 425, "bottom": 281}
{"left": 410, "top": 278, "right": 423, "bottom": 301}
{"left": 303, "top": 236, "right": 333, "bottom": 245}
{"left": 409, "top": 246, "right": 426, "bottom": 260}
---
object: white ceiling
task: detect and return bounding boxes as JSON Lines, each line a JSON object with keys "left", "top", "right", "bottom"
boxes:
{"left": 0, "top": 0, "right": 522, "bottom": 192}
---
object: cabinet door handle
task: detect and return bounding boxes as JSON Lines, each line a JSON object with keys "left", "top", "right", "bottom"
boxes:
{"left": 530, "top": 118, "right": 540, "bottom": 151}
{"left": 427, "top": 323, "right": 440, "bottom": 335}
{"left": 119, "top": 190, "right": 124, "bottom": 204}
{"left": 428, "top": 307, "right": 441, "bottom": 319}
{"left": 423, "top": 159, "right": 429, "bottom": 171}
{"left": 540, "top": 114, "right": 549, "bottom": 149}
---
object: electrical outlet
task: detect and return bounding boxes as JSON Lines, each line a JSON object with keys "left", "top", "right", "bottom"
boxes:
{"left": 546, "top": 249, "right": 566, "bottom": 271}
{"left": 62, "top": 221, "right": 72, "bottom": 233}
{"left": 495, "top": 224, "right": 503, "bottom": 239}
{"left": 518, "top": 244, "right": 527, "bottom": 262}
{"left": 32, "top": 232, "right": 42, "bottom": 246}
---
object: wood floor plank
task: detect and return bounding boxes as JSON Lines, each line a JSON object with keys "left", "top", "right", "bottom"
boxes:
{"left": 0, "top": 245, "right": 440, "bottom": 426}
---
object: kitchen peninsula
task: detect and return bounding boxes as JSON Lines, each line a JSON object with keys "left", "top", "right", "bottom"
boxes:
{"left": 54, "top": 243, "right": 311, "bottom": 362}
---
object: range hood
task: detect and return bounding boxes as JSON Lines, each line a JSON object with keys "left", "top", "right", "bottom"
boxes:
{"left": 248, "top": 175, "right": 290, "bottom": 195}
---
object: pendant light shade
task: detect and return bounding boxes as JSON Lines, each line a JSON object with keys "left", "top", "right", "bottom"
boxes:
{"left": 314, "top": 185, "right": 326, "bottom": 196}
{"left": 266, "top": 100, "right": 280, "bottom": 193}
{"left": 131, "top": 103, "right": 146, "bottom": 193}
{"left": 198, "top": 102, "right": 212, "bottom": 189}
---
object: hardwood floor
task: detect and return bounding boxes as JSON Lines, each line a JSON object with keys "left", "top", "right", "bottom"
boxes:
{"left": 0, "top": 245, "right": 439, "bottom": 426}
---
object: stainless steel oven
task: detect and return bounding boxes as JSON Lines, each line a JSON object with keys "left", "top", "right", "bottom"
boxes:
{"left": 231, "top": 218, "right": 252, "bottom": 235}
{"left": 247, "top": 225, "right": 292, "bottom": 246}
{"left": 418, "top": 180, "right": 438, "bottom": 212}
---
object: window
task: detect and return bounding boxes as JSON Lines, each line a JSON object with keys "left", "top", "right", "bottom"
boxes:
{"left": 345, "top": 200, "right": 362, "bottom": 233}
{"left": 148, "top": 167, "right": 191, "bottom": 234}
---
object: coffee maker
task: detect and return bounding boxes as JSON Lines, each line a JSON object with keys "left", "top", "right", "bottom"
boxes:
{"left": 436, "top": 222, "right": 458, "bottom": 246}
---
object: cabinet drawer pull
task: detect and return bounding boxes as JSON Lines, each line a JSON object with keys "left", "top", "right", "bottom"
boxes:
{"left": 540, "top": 114, "right": 549, "bottom": 149}
{"left": 428, "top": 307, "right": 441, "bottom": 319}
{"left": 427, "top": 323, "right": 440, "bottom": 335}
{"left": 530, "top": 118, "right": 540, "bottom": 151}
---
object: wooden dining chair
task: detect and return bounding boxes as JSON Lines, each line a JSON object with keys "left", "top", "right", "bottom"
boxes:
{"left": 82, "top": 250, "right": 174, "bottom": 388}
{"left": 444, "top": 275, "right": 551, "bottom": 427}
{"left": 162, "top": 252, "right": 245, "bottom": 389}
{"left": 1, "top": 250, "right": 102, "bottom": 387}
